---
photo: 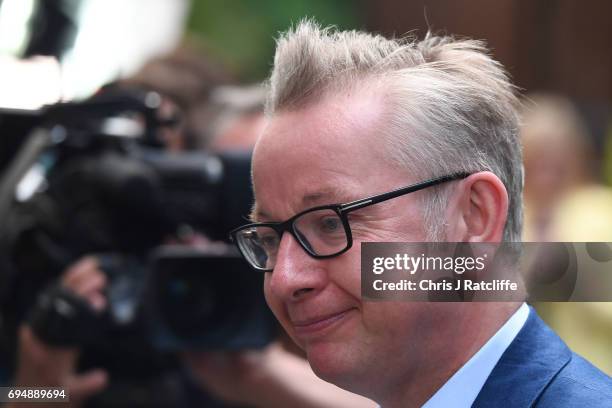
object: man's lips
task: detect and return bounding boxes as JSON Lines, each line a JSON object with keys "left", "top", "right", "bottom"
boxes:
{"left": 290, "top": 308, "right": 356, "bottom": 338}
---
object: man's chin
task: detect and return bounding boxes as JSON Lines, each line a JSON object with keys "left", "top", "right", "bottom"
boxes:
{"left": 305, "top": 342, "right": 362, "bottom": 386}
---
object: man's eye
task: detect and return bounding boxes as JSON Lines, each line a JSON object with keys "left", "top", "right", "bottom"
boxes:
{"left": 317, "top": 216, "right": 341, "bottom": 233}
{"left": 259, "top": 234, "right": 279, "bottom": 249}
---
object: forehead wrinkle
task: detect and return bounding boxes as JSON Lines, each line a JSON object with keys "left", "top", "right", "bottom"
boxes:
{"left": 302, "top": 186, "right": 346, "bottom": 206}
{"left": 252, "top": 184, "right": 358, "bottom": 223}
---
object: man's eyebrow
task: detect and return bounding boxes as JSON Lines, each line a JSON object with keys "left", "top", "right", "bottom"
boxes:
{"left": 249, "top": 187, "right": 353, "bottom": 222}
{"left": 301, "top": 187, "right": 346, "bottom": 206}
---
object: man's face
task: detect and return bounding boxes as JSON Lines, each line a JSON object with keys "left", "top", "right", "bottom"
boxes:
{"left": 252, "top": 90, "right": 454, "bottom": 390}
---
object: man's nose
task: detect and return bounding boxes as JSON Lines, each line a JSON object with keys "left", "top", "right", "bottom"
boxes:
{"left": 268, "top": 232, "right": 328, "bottom": 302}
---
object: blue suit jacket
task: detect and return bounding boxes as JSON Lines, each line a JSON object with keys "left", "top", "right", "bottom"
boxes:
{"left": 473, "top": 307, "right": 612, "bottom": 407}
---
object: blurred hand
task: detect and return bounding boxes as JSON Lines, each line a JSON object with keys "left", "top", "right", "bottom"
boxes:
{"left": 12, "top": 256, "right": 109, "bottom": 407}
{"left": 60, "top": 256, "right": 108, "bottom": 313}
{"left": 183, "top": 342, "right": 376, "bottom": 408}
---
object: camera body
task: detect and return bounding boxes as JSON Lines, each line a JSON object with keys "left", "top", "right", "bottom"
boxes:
{"left": 0, "top": 89, "right": 274, "bottom": 352}
{"left": 28, "top": 248, "right": 276, "bottom": 351}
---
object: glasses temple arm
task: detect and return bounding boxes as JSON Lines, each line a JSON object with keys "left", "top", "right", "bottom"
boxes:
{"left": 339, "top": 172, "right": 470, "bottom": 213}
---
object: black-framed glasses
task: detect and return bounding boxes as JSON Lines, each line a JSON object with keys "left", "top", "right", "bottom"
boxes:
{"left": 229, "top": 172, "right": 470, "bottom": 271}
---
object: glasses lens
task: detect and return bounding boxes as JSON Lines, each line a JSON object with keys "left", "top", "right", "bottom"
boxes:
{"left": 235, "top": 226, "right": 280, "bottom": 270}
{"left": 293, "top": 208, "right": 348, "bottom": 256}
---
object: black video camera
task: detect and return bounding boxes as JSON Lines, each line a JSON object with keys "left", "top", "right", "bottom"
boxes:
{"left": 0, "top": 89, "right": 275, "bottom": 353}
{"left": 28, "top": 247, "right": 276, "bottom": 352}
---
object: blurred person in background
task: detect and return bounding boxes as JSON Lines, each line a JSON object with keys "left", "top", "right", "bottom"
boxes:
{"left": 118, "top": 42, "right": 232, "bottom": 152}
{"left": 200, "top": 85, "right": 268, "bottom": 152}
{"left": 521, "top": 93, "right": 597, "bottom": 241}
{"left": 2, "top": 42, "right": 232, "bottom": 407}
{"left": 1, "top": 43, "right": 219, "bottom": 406}
{"left": 521, "top": 93, "right": 612, "bottom": 376}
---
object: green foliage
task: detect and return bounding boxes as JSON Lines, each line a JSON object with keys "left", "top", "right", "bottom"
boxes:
{"left": 186, "top": 0, "right": 362, "bottom": 81}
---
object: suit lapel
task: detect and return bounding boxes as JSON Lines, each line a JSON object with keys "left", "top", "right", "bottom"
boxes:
{"left": 472, "top": 307, "right": 572, "bottom": 408}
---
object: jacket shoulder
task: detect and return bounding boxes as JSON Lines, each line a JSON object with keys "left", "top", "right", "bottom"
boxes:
{"left": 474, "top": 307, "right": 612, "bottom": 408}
{"left": 536, "top": 353, "right": 612, "bottom": 407}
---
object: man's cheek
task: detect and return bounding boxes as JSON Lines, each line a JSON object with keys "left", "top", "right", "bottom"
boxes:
{"left": 329, "top": 254, "right": 362, "bottom": 297}
{"left": 263, "top": 279, "right": 290, "bottom": 327}
{"left": 263, "top": 283, "right": 305, "bottom": 348}
{"left": 263, "top": 278, "right": 278, "bottom": 315}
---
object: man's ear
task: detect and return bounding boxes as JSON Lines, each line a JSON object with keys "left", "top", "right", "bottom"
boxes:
{"left": 452, "top": 172, "right": 509, "bottom": 242}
